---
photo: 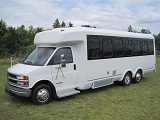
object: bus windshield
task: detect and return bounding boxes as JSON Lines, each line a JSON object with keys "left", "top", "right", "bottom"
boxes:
{"left": 23, "top": 47, "right": 56, "bottom": 66}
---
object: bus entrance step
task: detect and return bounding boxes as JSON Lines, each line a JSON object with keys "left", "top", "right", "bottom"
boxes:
{"left": 57, "top": 89, "right": 80, "bottom": 98}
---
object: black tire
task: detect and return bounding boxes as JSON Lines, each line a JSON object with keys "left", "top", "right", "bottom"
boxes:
{"left": 122, "top": 73, "right": 131, "bottom": 86}
{"left": 133, "top": 71, "right": 142, "bottom": 83}
{"left": 32, "top": 84, "right": 52, "bottom": 105}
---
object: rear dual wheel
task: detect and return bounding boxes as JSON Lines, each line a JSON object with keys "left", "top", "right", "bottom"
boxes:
{"left": 122, "top": 71, "right": 142, "bottom": 86}
{"left": 122, "top": 73, "right": 131, "bottom": 86}
{"left": 133, "top": 71, "right": 142, "bottom": 83}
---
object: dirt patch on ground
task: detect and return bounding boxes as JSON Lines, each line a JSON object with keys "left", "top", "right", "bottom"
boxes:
{"left": 3, "top": 101, "right": 11, "bottom": 106}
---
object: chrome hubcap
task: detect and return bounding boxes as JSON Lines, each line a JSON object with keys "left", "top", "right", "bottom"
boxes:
{"left": 136, "top": 73, "right": 141, "bottom": 82}
{"left": 125, "top": 75, "right": 130, "bottom": 84}
{"left": 37, "top": 88, "right": 49, "bottom": 103}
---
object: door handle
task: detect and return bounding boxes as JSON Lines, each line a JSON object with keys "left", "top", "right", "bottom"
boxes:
{"left": 74, "top": 64, "right": 76, "bottom": 70}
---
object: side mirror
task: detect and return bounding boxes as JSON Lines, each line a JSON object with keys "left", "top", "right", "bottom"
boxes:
{"left": 61, "top": 54, "right": 66, "bottom": 67}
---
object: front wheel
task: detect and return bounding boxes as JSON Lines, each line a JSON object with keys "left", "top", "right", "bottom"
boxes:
{"left": 122, "top": 73, "right": 131, "bottom": 86}
{"left": 32, "top": 84, "right": 52, "bottom": 105}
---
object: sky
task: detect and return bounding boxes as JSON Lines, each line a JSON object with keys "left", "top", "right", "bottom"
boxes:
{"left": 0, "top": 0, "right": 160, "bottom": 34}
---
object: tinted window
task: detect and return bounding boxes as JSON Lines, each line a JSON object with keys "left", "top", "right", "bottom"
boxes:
{"left": 125, "top": 39, "right": 133, "bottom": 56}
{"left": 103, "top": 39, "right": 113, "bottom": 58}
{"left": 142, "top": 41, "right": 148, "bottom": 55}
{"left": 87, "top": 36, "right": 101, "bottom": 60}
{"left": 115, "top": 39, "right": 124, "bottom": 57}
{"left": 48, "top": 47, "right": 73, "bottom": 65}
{"left": 134, "top": 40, "right": 141, "bottom": 55}
{"left": 87, "top": 35, "right": 154, "bottom": 60}
{"left": 148, "top": 40, "right": 154, "bottom": 55}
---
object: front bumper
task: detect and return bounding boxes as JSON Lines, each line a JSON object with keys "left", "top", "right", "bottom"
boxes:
{"left": 5, "top": 82, "right": 32, "bottom": 97}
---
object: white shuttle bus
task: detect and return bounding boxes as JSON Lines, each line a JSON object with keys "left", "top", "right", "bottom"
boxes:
{"left": 5, "top": 27, "right": 156, "bottom": 105}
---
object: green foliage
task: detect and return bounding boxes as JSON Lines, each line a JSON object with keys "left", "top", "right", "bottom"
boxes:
{"left": 127, "top": 25, "right": 151, "bottom": 34}
{"left": 0, "top": 18, "right": 74, "bottom": 58}
{"left": 5, "top": 27, "right": 18, "bottom": 54}
{"left": 26, "top": 44, "right": 36, "bottom": 54}
{"left": 61, "top": 21, "right": 66, "bottom": 28}
{"left": 141, "top": 28, "right": 151, "bottom": 34}
{"left": 52, "top": 18, "right": 60, "bottom": 28}
{"left": 52, "top": 19, "right": 74, "bottom": 28}
{"left": 0, "top": 20, "right": 7, "bottom": 54}
{"left": 128, "top": 25, "right": 133, "bottom": 32}
{"left": 0, "top": 19, "right": 43, "bottom": 58}
{"left": 127, "top": 25, "right": 160, "bottom": 51}
{"left": 154, "top": 33, "right": 160, "bottom": 51}
{"left": 81, "top": 25, "right": 96, "bottom": 28}
{"left": 69, "top": 22, "right": 73, "bottom": 27}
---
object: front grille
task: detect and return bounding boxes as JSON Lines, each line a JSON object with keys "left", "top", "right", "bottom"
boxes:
{"left": 8, "top": 78, "right": 17, "bottom": 84}
{"left": 7, "top": 72, "right": 17, "bottom": 85}
{"left": 7, "top": 72, "right": 28, "bottom": 87}
{"left": 8, "top": 72, "right": 17, "bottom": 79}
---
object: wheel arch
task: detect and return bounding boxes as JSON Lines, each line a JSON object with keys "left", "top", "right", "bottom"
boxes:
{"left": 121, "top": 70, "right": 133, "bottom": 80}
{"left": 32, "top": 80, "right": 57, "bottom": 99}
{"left": 134, "top": 68, "right": 143, "bottom": 77}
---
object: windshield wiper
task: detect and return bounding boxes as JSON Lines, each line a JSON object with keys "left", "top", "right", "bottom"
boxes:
{"left": 23, "top": 61, "right": 33, "bottom": 65}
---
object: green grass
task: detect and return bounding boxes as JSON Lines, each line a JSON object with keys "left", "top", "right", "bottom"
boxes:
{"left": 0, "top": 57, "right": 24, "bottom": 65}
{"left": 0, "top": 58, "right": 160, "bottom": 120}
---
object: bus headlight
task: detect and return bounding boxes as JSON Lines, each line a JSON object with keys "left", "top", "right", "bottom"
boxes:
{"left": 16, "top": 75, "right": 29, "bottom": 87}
{"left": 17, "top": 75, "right": 29, "bottom": 80}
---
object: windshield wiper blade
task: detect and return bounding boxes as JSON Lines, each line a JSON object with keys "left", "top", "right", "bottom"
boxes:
{"left": 23, "top": 61, "right": 33, "bottom": 65}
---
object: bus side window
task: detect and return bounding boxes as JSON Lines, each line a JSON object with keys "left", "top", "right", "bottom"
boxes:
{"left": 48, "top": 47, "right": 73, "bottom": 65}
{"left": 134, "top": 40, "right": 141, "bottom": 55}
{"left": 125, "top": 39, "right": 133, "bottom": 56}
{"left": 103, "top": 39, "right": 113, "bottom": 58}
{"left": 115, "top": 39, "right": 124, "bottom": 57}
{"left": 87, "top": 36, "right": 101, "bottom": 60}
{"left": 142, "top": 41, "right": 148, "bottom": 55}
{"left": 148, "top": 40, "right": 154, "bottom": 55}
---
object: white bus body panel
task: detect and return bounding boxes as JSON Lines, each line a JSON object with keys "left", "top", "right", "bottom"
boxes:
{"left": 34, "top": 27, "right": 155, "bottom": 90}
{"left": 7, "top": 64, "right": 53, "bottom": 89}
{"left": 6, "top": 27, "right": 156, "bottom": 98}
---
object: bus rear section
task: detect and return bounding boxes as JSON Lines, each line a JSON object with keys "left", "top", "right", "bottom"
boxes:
{"left": 84, "top": 34, "right": 155, "bottom": 88}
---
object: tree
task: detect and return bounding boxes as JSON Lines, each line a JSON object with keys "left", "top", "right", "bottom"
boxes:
{"left": 128, "top": 25, "right": 133, "bottom": 32}
{"left": 128, "top": 25, "right": 138, "bottom": 33}
{"left": 28, "top": 25, "right": 35, "bottom": 44}
{"left": 69, "top": 22, "right": 73, "bottom": 27}
{"left": 34, "top": 27, "right": 43, "bottom": 33}
{"left": 26, "top": 44, "right": 36, "bottom": 54}
{"left": 16, "top": 25, "right": 29, "bottom": 53}
{"left": 0, "top": 19, "right": 7, "bottom": 55}
{"left": 5, "top": 27, "right": 18, "bottom": 54}
{"left": 155, "top": 33, "right": 160, "bottom": 51}
{"left": 52, "top": 18, "right": 60, "bottom": 28}
{"left": 0, "top": 19, "right": 45, "bottom": 58}
{"left": 141, "top": 28, "right": 151, "bottom": 34}
{"left": 127, "top": 25, "right": 151, "bottom": 34}
{"left": 81, "top": 25, "right": 91, "bottom": 27}
{"left": 81, "top": 25, "right": 96, "bottom": 28}
{"left": 61, "top": 21, "right": 66, "bottom": 28}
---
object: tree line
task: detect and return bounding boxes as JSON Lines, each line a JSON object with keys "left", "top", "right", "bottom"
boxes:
{"left": 0, "top": 19, "right": 75, "bottom": 58}
{"left": 0, "top": 19, "right": 43, "bottom": 58}
{"left": 128, "top": 25, "right": 160, "bottom": 51}
{"left": 53, "top": 18, "right": 74, "bottom": 28}
{"left": 0, "top": 19, "right": 160, "bottom": 58}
